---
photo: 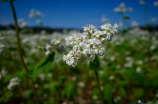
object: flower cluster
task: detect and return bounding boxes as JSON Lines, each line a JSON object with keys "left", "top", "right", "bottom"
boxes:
{"left": 29, "top": 9, "right": 44, "bottom": 26}
{"left": 39, "top": 39, "right": 66, "bottom": 56}
{"left": 8, "top": 77, "right": 21, "bottom": 90}
{"left": 114, "top": 2, "right": 133, "bottom": 13}
{"left": 63, "top": 23, "right": 119, "bottom": 67}
{"left": 18, "top": 18, "right": 28, "bottom": 28}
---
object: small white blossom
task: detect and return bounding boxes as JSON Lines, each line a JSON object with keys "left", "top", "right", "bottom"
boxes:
{"left": 8, "top": 77, "right": 20, "bottom": 90}
{"left": 18, "top": 18, "right": 24, "bottom": 24}
{"left": 101, "top": 15, "right": 109, "bottom": 23}
{"left": 154, "top": 1, "right": 158, "bottom": 7}
{"left": 132, "top": 21, "right": 138, "bottom": 27}
{"left": 20, "top": 22, "right": 28, "bottom": 28}
{"left": 136, "top": 67, "right": 141, "bottom": 73}
{"left": 78, "top": 81, "right": 85, "bottom": 87}
{"left": 151, "top": 18, "right": 157, "bottom": 22}
{"left": 0, "top": 69, "right": 7, "bottom": 79}
{"left": 114, "top": 2, "right": 133, "bottom": 13}
{"left": 38, "top": 73, "right": 45, "bottom": 81}
{"left": 140, "top": 0, "right": 145, "bottom": 5}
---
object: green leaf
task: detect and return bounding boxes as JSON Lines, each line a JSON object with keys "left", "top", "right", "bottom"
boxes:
{"left": 26, "top": 52, "right": 55, "bottom": 78}
{"left": 89, "top": 61, "right": 94, "bottom": 70}
{"left": 62, "top": 82, "right": 76, "bottom": 100}
{"left": 0, "top": 32, "right": 6, "bottom": 36}
{"left": 123, "top": 16, "right": 130, "bottom": 21}
{"left": 34, "top": 52, "right": 55, "bottom": 71}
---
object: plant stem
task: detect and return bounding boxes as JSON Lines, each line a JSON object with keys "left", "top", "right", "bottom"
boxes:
{"left": 10, "top": 1, "right": 40, "bottom": 104}
{"left": 122, "top": 13, "right": 125, "bottom": 29}
{"left": 94, "top": 68, "right": 104, "bottom": 104}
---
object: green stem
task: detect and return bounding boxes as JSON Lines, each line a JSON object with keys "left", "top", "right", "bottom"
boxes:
{"left": 122, "top": 13, "right": 125, "bottom": 29}
{"left": 10, "top": 1, "right": 40, "bottom": 104}
{"left": 94, "top": 68, "right": 104, "bottom": 104}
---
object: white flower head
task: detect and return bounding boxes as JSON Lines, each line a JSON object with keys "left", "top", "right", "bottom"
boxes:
{"left": 132, "top": 21, "right": 138, "bottom": 27}
{"left": 114, "top": 2, "right": 133, "bottom": 13}
{"left": 63, "top": 23, "right": 118, "bottom": 67}
{"left": 151, "top": 18, "right": 157, "bottom": 22}
{"left": 8, "top": 77, "right": 21, "bottom": 90}
{"left": 0, "top": 69, "right": 7, "bottom": 79}
{"left": 154, "top": 1, "right": 158, "bottom": 7}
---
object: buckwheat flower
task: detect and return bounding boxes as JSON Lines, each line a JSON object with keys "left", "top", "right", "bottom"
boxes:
{"left": 20, "top": 22, "right": 27, "bottom": 28}
{"left": 132, "top": 21, "right": 138, "bottom": 27}
{"left": 140, "top": 0, "right": 145, "bottom": 5}
{"left": 154, "top": 1, "right": 158, "bottom": 7}
{"left": 29, "top": 9, "right": 36, "bottom": 18}
{"left": 36, "top": 19, "right": 42, "bottom": 24}
{"left": 101, "top": 23, "right": 112, "bottom": 30}
{"left": 109, "top": 75, "right": 114, "bottom": 80}
{"left": 18, "top": 18, "right": 24, "bottom": 24}
{"left": 119, "top": 22, "right": 123, "bottom": 28}
{"left": 66, "top": 54, "right": 74, "bottom": 65}
{"left": 114, "top": 2, "right": 133, "bottom": 13}
{"left": 126, "top": 7, "right": 133, "bottom": 12}
{"left": 63, "top": 23, "right": 118, "bottom": 67}
{"left": 36, "top": 11, "right": 42, "bottom": 17}
{"left": 136, "top": 67, "right": 141, "bottom": 73}
{"left": 101, "top": 15, "right": 109, "bottom": 23}
{"left": 38, "top": 73, "right": 45, "bottom": 81}
{"left": 93, "top": 30, "right": 102, "bottom": 37}
{"left": 47, "top": 73, "right": 53, "bottom": 77}
{"left": 78, "top": 81, "right": 85, "bottom": 87}
{"left": 8, "top": 77, "right": 21, "bottom": 90}
{"left": 151, "top": 18, "right": 157, "bottom": 22}
{"left": 0, "top": 69, "right": 7, "bottom": 79}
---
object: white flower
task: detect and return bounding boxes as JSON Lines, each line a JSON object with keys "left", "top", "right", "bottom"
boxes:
{"left": 119, "top": 22, "right": 123, "bottom": 28}
{"left": 151, "top": 18, "right": 157, "bottom": 22}
{"left": 18, "top": 18, "right": 24, "bottom": 23}
{"left": 20, "top": 22, "right": 27, "bottom": 28}
{"left": 48, "top": 73, "right": 53, "bottom": 77}
{"left": 101, "top": 15, "right": 109, "bottom": 23}
{"left": 138, "top": 100, "right": 141, "bottom": 103}
{"left": 38, "top": 73, "right": 45, "bottom": 81}
{"left": 66, "top": 55, "right": 74, "bottom": 66}
{"left": 0, "top": 69, "right": 7, "bottom": 79}
{"left": 29, "top": 9, "right": 36, "bottom": 18}
{"left": 101, "top": 23, "right": 112, "bottom": 30}
{"left": 114, "top": 2, "right": 133, "bottom": 13}
{"left": 109, "top": 75, "right": 114, "bottom": 80}
{"left": 93, "top": 30, "right": 102, "bottom": 37}
{"left": 154, "top": 1, "right": 158, "bottom": 7}
{"left": 140, "top": 0, "right": 145, "bottom": 5}
{"left": 8, "top": 77, "right": 20, "bottom": 90}
{"left": 132, "top": 21, "right": 138, "bottom": 27}
{"left": 36, "top": 19, "right": 42, "bottom": 24}
{"left": 136, "top": 67, "right": 141, "bottom": 73}
{"left": 126, "top": 7, "right": 133, "bottom": 12}
{"left": 78, "top": 81, "right": 85, "bottom": 87}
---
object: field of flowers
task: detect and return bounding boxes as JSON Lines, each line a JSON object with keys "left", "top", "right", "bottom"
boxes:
{"left": 1, "top": 31, "right": 158, "bottom": 104}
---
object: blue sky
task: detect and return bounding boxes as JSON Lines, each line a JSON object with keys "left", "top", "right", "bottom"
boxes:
{"left": 0, "top": 0, "right": 158, "bottom": 29}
